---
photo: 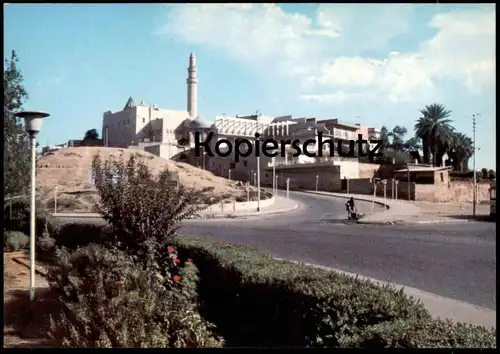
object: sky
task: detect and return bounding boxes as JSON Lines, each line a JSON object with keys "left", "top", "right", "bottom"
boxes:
{"left": 4, "top": 3, "right": 496, "bottom": 169}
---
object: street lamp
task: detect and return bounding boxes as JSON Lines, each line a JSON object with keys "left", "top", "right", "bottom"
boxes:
{"left": 272, "top": 156, "right": 276, "bottom": 195}
{"left": 472, "top": 113, "right": 480, "bottom": 217}
{"left": 14, "top": 110, "right": 50, "bottom": 302}
{"left": 256, "top": 136, "right": 261, "bottom": 212}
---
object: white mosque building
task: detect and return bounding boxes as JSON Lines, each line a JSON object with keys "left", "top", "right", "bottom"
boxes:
{"left": 101, "top": 53, "right": 377, "bottom": 183}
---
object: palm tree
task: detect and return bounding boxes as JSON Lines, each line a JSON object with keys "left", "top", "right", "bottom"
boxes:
{"left": 447, "top": 132, "right": 473, "bottom": 172}
{"left": 414, "top": 103, "right": 454, "bottom": 166}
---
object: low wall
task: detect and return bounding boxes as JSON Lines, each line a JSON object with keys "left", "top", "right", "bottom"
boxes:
{"left": 332, "top": 178, "right": 490, "bottom": 203}
{"left": 265, "top": 166, "right": 342, "bottom": 192}
{"left": 203, "top": 192, "right": 275, "bottom": 214}
{"left": 343, "top": 179, "right": 415, "bottom": 200}
{"left": 415, "top": 181, "right": 490, "bottom": 203}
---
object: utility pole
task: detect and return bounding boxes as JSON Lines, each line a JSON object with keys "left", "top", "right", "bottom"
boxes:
{"left": 256, "top": 136, "right": 261, "bottom": 212}
{"left": 472, "top": 113, "right": 479, "bottom": 217}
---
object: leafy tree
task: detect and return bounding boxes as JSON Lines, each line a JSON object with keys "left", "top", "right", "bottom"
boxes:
{"left": 480, "top": 168, "right": 489, "bottom": 179}
{"left": 91, "top": 154, "right": 219, "bottom": 272}
{"left": 488, "top": 169, "right": 496, "bottom": 179}
{"left": 4, "top": 50, "right": 30, "bottom": 198}
{"left": 378, "top": 126, "right": 390, "bottom": 150}
{"left": 388, "top": 125, "right": 407, "bottom": 151}
{"left": 447, "top": 132, "right": 473, "bottom": 172}
{"left": 83, "top": 128, "right": 99, "bottom": 141}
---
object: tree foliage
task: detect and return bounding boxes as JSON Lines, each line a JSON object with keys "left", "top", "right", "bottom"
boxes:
{"left": 91, "top": 153, "right": 219, "bottom": 273}
{"left": 83, "top": 128, "right": 99, "bottom": 141}
{"left": 414, "top": 103, "right": 474, "bottom": 170}
{"left": 4, "top": 50, "right": 30, "bottom": 197}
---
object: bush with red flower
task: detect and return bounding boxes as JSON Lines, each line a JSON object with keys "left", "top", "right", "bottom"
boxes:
{"left": 47, "top": 243, "right": 222, "bottom": 348}
{"left": 45, "top": 155, "right": 225, "bottom": 348}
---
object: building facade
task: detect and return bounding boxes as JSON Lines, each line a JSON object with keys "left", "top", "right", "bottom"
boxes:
{"left": 101, "top": 53, "right": 200, "bottom": 159}
{"left": 99, "top": 52, "right": 381, "bottom": 183}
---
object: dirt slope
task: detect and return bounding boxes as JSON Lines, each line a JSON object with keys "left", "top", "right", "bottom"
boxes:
{"left": 36, "top": 147, "right": 250, "bottom": 212}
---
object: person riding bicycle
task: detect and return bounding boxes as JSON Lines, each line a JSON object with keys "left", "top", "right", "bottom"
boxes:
{"left": 345, "top": 197, "right": 357, "bottom": 219}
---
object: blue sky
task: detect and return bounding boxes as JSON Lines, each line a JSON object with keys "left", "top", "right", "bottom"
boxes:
{"left": 4, "top": 4, "right": 496, "bottom": 169}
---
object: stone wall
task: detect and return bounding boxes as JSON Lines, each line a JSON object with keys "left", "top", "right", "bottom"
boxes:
{"left": 415, "top": 181, "right": 490, "bottom": 203}
{"left": 338, "top": 177, "right": 490, "bottom": 204}
{"left": 267, "top": 166, "right": 342, "bottom": 192}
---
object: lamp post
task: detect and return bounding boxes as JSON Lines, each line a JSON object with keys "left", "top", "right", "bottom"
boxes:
{"left": 14, "top": 110, "right": 50, "bottom": 301}
{"left": 272, "top": 156, "right": 276, "bottom": 195}
{"left": 472, "top": 113, "right": 480, "bottom": 217}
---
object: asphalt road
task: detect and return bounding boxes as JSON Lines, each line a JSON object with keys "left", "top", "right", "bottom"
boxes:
{"left": 54, "top": 191, "right": 497, "bottom": 310}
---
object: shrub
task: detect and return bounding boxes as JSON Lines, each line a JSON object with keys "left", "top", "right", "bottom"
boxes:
{"left": 91, "top": 153, "right": 221, "bottom": 274}
{"left": 175, "top": 237, "right": 496, "bottom": 348}
{"left": 351, "top": 318, "right": 497, "bottom": 348}
{"left": 4, "top": 230, "right": 29, "bottom": 252}
{"left": 47, "top": 244, "right": 223, "bottom": 348}
{"left": 37, "top": 220, "right": 58, "bottom": 262}
{"left": 49, "top": 222, "right": 105, "bottom": 251}
{"left": 4, "top": 198, "right": 53, "bottom": 250}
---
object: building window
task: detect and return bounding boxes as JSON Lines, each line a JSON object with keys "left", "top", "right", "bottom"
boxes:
{"left": 127, "top": 119, "right": 130, "bottom": 125}
{"left": 440, "top": 172, "right": 444, "bottom": 182}
{"left": 243, "top": 160, "right": 248, "bottom": 167}
{"left": 143, "top": 118, "right": 146, "bottom": 123}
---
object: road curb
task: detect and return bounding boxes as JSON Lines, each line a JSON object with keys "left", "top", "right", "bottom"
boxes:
{"left": 357, "top": 218, "right": 473, "bottom": 225}
{"left": 300, "top": 190, "right": 390, "bottom": 209}
{"left": 272, "top": 257, "right": 496, "bottom": 329}
{"left": 53, "top": 202, "right": 301, "bottom": 220}
{"left": 196, "top": 201, "right": 300, "bottom": 219}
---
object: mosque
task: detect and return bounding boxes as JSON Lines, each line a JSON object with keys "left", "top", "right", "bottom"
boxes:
{"left": 101, "top": 53, "right": 378, "bottom": 184}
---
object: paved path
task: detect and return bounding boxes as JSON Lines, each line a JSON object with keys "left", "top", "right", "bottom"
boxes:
{"left": 52, "top": 191, "right": 496, "bottom": 324}
{"left": 302, "top": 190, "right": 493, "bottom": 224}
{"left": 52, "top": 195, "right": 298, "bottom": 220}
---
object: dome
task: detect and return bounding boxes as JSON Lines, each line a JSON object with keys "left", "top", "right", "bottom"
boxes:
{"left": 190, "top": 116, "right": 213, "bottom": 129}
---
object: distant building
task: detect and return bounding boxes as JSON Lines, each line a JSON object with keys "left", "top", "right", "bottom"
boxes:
{"left": 101, "top": 53, "right": 199, "bottom": 159}
{"left": 67, "top": 139, "right": 103, "bottom": 148}
{"left": 41, "top": 143, "right": 67, "bottom": 155}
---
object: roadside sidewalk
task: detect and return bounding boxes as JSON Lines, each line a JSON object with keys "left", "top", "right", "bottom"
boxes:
{"left": 52, "top": 196, "right": 299, "bottom": 220}
{"left": 197, "top": 195, "right": 299, "bottom": 219}
{"left": 301, "top": 190, "right": 487, "bottom": 225}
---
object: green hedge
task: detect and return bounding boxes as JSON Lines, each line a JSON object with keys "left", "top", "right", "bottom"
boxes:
{"left": 43, "top": 222, "right": 496, "bottom": 348}
{"left": 175, "top": 237, "right": 496, "bottom": 348}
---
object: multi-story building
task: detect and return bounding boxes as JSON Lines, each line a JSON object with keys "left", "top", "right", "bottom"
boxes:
{"left": 101, "top": 53, "right": 200, "bottom": 159}
{"left": 99, "top": 52, "right": 381, "bottom": 184}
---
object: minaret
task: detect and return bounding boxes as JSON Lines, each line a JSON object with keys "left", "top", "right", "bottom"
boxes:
{"left": 187, "top": 52, "right": 198, "bottom": 119}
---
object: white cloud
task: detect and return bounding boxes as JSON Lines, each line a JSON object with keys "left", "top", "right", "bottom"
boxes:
{"left": 300, "top": 91, "right": 374, "bottom": 104}
{"left": 300, "top": 92, "right": 350, "bottom": 104}
{"left": 158, "top": 4, "right": 495, "bottom": 103}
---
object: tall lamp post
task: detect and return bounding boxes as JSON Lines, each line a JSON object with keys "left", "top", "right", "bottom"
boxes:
{"left": 14, "top": 110, "right": 50, "bottom": 301}
{"left": 472, "top": 113, "right": 480, "bottom": 217}
{"left": 256, "top": 136, "right": 261, "bottom": 212}
{"left": 272, "top": 156, "right": 276, "bottom": 195}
